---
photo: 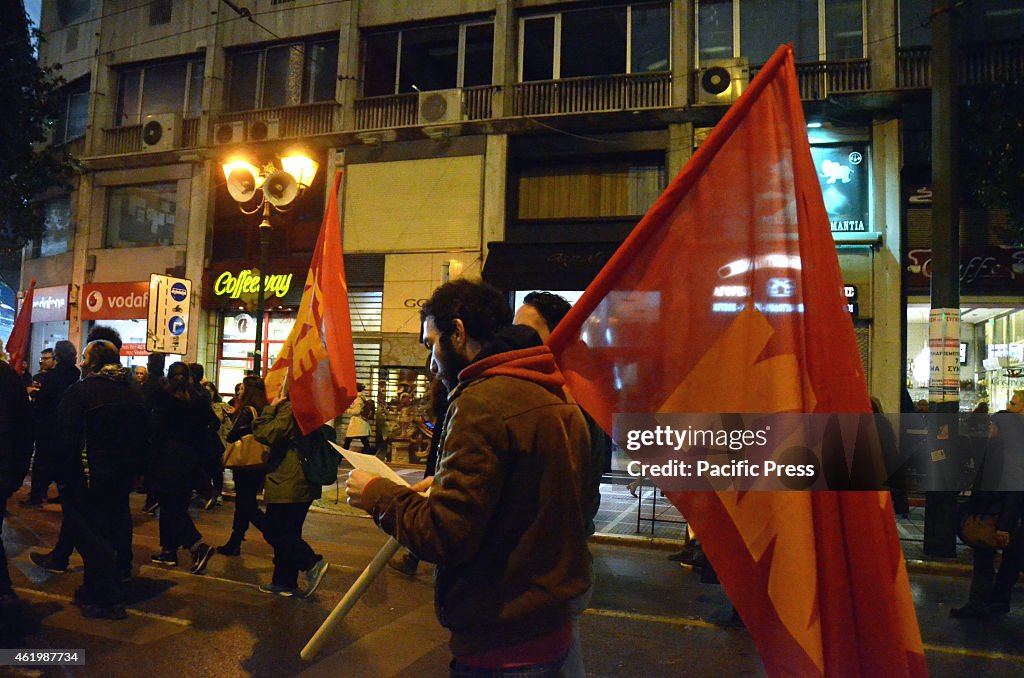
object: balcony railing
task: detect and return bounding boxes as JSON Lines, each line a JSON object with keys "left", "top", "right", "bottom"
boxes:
{"left": 749, "top": 59, "right": 871, "bottom": 100}
{"left": 99, "top": 117, "right": 201, "bottom": 155}
{"left": 512, "top": 72, "right": 672, "bottom": 116}
{"left": 353, "top": 85, "right": 498, "bottom": 130}
{"left": 216, "top": 102, "right": 340, "bottom": 140}
{"left": 898, "top": 40, "right": 1024, "bottom": 89}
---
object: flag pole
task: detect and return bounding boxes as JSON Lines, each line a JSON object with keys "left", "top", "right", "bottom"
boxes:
{"left": 300, "top": 537, "right": 402, "bottom": 661}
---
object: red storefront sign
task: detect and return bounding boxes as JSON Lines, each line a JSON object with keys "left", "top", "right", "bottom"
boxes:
{"left": 80, "top": 281, "right": 150, "bottom": 320}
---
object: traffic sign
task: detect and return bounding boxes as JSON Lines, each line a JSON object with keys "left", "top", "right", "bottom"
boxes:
{"left": 148, "top": 274, "right": 192, "bottom": 354}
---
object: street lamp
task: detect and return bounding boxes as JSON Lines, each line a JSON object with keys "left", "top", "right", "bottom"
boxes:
{"left": 222, "top": 148, "right": 319, "bottom": 376}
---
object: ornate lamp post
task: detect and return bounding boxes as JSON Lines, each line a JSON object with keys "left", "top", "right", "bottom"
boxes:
{"left": 221, "top": 149, "right": 319, "bottom": 376}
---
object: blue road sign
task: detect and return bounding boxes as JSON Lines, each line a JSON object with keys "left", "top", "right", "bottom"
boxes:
{"left": 170, "top": 282, "right": 188, "bottom": 302}
{"left": 168, "top": 316, "right": 186, "bottom": 336}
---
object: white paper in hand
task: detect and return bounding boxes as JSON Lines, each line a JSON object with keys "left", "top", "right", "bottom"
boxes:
{"left": 330, "top": 441, "right": 410, "bottom": 487}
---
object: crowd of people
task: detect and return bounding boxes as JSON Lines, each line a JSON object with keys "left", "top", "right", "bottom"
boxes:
{"left": 0, "top": 324, "right": 331, "bottom": 631}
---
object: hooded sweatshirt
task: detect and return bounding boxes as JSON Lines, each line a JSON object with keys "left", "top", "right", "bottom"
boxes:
{"left": 362, "top": 325, "right": 592, "bottom": 659}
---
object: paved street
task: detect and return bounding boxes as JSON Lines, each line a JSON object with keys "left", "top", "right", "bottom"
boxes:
{"left": 2, "top": 493, "right": 1023, "bottom": 677}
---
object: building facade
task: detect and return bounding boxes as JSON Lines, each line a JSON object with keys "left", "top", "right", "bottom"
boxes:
{"left": 21, "top": 0, "right": 1024, "bottom": 436}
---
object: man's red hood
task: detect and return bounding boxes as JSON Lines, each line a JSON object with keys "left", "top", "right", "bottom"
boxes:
{"left": 458, "top": 345, "right": 566, "bottom": 394}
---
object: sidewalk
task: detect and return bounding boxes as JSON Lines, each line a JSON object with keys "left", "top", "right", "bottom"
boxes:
{"left": 236, "top": 466, "right": 975, "bottom": 577}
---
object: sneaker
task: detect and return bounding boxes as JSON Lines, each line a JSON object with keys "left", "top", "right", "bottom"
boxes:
{"left": 217, "top": 542, "right": 241, "bottom": 556}
{"left": 301, "top": 559, "right": 329, "bottom": 599}
{"left": 258, "top": 583, "right": 298, "bottom": 597}
{"left": 950, "top": 603, "right": 991, "bottom": 620}
{"left": 388, "top": 552, "right": 419, "bottom": 576}
{"left": 150, "top": 551, "right": 178, "bottom": 566}
{"left": 189, "top": 543, "right": 213, "bottom": 574}
{"left": 143, "top": 500, "right": 159, "bottom": 515}
{"left": 30, "top": 551, "right": 69, "bottom": 574}
{"left": 203, "top": 495, "right": 220, "bottom": 511}
{"left": 81, "top": 603, "right": 128, "bottom": 620}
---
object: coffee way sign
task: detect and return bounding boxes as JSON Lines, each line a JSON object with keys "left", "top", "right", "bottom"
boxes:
{"left": 214, "top": 270, "right": 294, "bottom": 300}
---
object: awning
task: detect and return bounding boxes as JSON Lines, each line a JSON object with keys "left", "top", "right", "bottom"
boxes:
{"left": 482, "top": 241, "right": 622, "bottom": 292}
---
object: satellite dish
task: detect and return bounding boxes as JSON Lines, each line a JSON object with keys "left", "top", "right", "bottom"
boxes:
{"left": 263, "top": 170, "right": 298, "bottom": 207}
{"left": 226, "top": 167, "right": 258, "bottom": 203}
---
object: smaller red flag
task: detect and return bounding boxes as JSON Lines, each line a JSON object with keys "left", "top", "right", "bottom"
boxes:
{"left": 5, "top": 279, "right": 36, "bottom": 374}
{"left": 265, "top": 171, "right": 358, "bottom": 434}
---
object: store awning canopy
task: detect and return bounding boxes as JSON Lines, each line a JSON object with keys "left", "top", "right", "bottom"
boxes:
{"left": 482, "top": 241, "right": 622, "bottom": 292}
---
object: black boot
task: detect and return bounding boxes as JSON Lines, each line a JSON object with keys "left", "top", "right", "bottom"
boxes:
{"left": 217, "top": 535, "right": 243, "bottom": 556}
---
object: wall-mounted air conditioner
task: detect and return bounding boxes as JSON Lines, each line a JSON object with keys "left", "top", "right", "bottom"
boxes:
{"left": 418, "top": 89, "right": 463, "bottom": 125}
{"left": 141, "top": 113, "right": 182, "bottom": 152}
{"left": 213, "top": 120, "right": 245, "bottom": 145}
{"left": 697, "top": 58, "right": 749, "bottom": 106}
{"left": 247, "top": 118, "right": 281, "bottom": 142}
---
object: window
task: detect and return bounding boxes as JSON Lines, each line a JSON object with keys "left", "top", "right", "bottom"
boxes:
{"left": 105, "top": 183, "right": 177, "bottom": 248}
{"left": 149, "top": 0, "right": 172, "bottom": 26}
{"left": 226, "top": 38, "right": 338, "bottom": 111}
{"left": 115, "top": 58, "right": 204, "bottom": 126}
{"left": 698, "top": 0, "right": 864, "bottom": 63}
{"left": 362, "top": 21, "right": 494, "bottom": 96}
{"left": 29, "top": 197, "right": 72, "bottom": 259}
{"left": 53, "top": 77, "right": 89, "bottom": 143}
{"left": 56, "top": 0, "right": 92, "bottom": 25}
{"left": 519, "top": 3, "right": 669, "bottom": 81}
{"left": 516, "top": 160, "right": 666, "bottom": 220}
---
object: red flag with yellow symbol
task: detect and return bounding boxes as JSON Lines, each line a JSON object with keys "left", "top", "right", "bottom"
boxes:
{"left": 265, "top": 171, "right": 357, "bottom": 434}
{"left": 5, "top": 279, "right": 36, "bottom": 374}
{"left": 548, "top": 45, "right": 926, "bottom": 676}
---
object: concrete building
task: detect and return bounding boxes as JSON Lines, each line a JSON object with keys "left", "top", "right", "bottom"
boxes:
{"left": 20, "top": 1, "right": 1024, "bottom": 446}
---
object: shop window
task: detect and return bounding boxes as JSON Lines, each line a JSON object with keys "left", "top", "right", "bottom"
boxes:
{"left": 362, "top": 21, "right": 494, "bottom": 95}
{"left": 698, "top": 0, "right": 864, "bottom": 63}
{"left": 226, "top": 37, "right": 338, "bottom": 111}
{"left": 115, "top": 57, "right": 204, "bottom": 126}
{"left": 105, "top": 182, "right": 177, "bottom": 248}
{"left": 520, "top": 3, "right": 669, "bottom": 80}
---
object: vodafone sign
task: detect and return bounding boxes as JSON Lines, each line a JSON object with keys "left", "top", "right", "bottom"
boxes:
{"left": 80, "top": 281, "right": 151, "bottom": 320}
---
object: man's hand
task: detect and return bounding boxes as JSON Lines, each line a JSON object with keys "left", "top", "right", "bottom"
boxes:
{"left": 996, "top": 530, "right": 1011, "bottom": 548}
{"left": 409, "top": 476, "right": 433, "bottom": 494}
{"left": 346, "top": 469, "right": 380, "bottom": 510}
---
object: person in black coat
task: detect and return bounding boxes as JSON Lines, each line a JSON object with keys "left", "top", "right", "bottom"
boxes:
{"left": 0, "top": 358, "right": 34, "bottom": 637}
{"left": 22, "top": 340, "right": 79, "bottom": 506}
{"left": 217, "top": 375, "right": 270, "bottom": 556}
{"left": 53, "top": 340, "right": 147, "bottom": 620}
{"left": 148, "top": 362, "right": 215, "bottom": 574}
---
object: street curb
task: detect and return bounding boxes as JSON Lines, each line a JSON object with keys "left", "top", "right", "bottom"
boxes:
{"left": 590, "top": 534, "right": 685, "bottom": 551}
{"left": 905, "top": 559, "right": 972, "bottom": 577}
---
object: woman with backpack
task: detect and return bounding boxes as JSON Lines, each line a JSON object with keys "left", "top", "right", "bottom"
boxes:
{"left": 342, "top": 383, "right": 374, "bottom": 454}
{"left": 217, "top": 376, "right": 269, "bottom": 556}
{"left": 251, "top": 387, "right": 332, "bottom": 597}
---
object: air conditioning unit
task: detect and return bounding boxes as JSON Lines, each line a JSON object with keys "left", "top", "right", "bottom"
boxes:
{"left": 247, "top": 118, "right": 281, "bottom": 142}
{"left": 418, "top": 89, "right": 463, "bottom": 125}
{"left": 213, "top": 120, "right": 245, "bottom": 145}
{"left": 140, "top": 113, "right": 182, "bottom": 152}
{"left": 697, "top": 58, "right": 749, "bottom": 106}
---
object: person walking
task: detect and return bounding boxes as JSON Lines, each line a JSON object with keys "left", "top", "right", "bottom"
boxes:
{"left": 54, "top": 340, "right": 147, "bottom": 620}
{"left": 251, "top": 392, "right": 330, "bottom": 597}
{"left": 22, "top": 340, "right": 79, "bottom": 507}
{"left": 0, "top": 357, "right": 33, "bottom": 638}
{"left": 148, "top": 362, "right": 215, "bottom": 573}
{"left": 217, "top": 376, "right": 269, "bottom": 556}
{"left": 341, "top": 383, "right": 373, "bottom": 454}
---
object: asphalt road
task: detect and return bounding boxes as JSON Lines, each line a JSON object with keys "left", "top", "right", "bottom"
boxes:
{"left": 2, "top": 495, "right": 1023, "bottom": 677}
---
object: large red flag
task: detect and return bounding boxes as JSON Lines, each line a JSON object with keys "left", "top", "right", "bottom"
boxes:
{"left": 265, "top": 171, "right": 357, "bottom": 434}
{"left": 548, "top": 45, "right": 926, "bottom": 676}
{"left": 5, "top": 279, "right": 36, "bottom": 374}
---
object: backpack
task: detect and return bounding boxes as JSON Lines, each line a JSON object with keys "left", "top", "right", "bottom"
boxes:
{"left": 299, "top": 423, "right": 341, "bottom": 485}
{"left": 359, "top": 396, "right": 375, "bottom": 420}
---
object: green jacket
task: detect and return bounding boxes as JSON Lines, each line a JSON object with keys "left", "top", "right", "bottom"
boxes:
{"left": 253, "top": 401, "right": 322, "bottom": 504}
